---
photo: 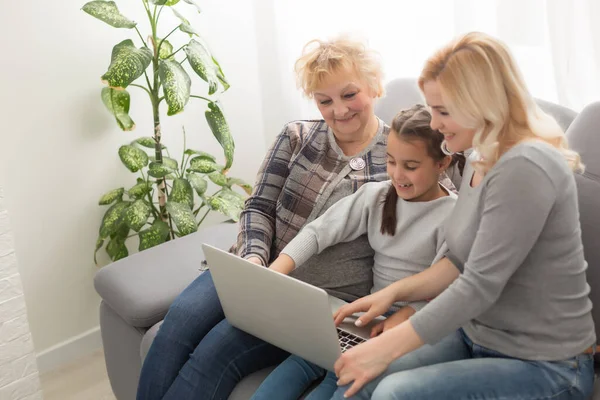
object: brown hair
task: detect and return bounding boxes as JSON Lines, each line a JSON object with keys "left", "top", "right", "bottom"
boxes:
{"left": 380, "top": 104, "right": 465, "bottom": 236}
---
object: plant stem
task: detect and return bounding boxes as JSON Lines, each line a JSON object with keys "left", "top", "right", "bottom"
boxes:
{"left": 190, "top": 95, "right": 212, "bottom": 102}
{"left": 144, "top": 71, "right": 153, "bottom": 92}
{"left": 179, "top": 56, "right": 188, "bottom": 65}
{"left": 158, "top": 26, "right": 179, "bottom": 56}
{"left": 197, "top": 208, "right": 211, "bottom": 226}
{"left": 180, "top": 126, "right": 187, "bottom": 176}
{"left": 130, "top": 84, "right": 152, "bottom": 96}
{"left": 134, "top": 27, "right": 148, "bottom": 48}
{"left": 156, "top": 5, "right": 165, "bottom": 23}
{"left": 166, "top": 45, "right": 185, "bottom": 59}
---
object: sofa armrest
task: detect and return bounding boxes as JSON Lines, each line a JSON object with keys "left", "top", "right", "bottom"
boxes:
{"left": 94, "top": 222, "right": 238, "bottom": 328}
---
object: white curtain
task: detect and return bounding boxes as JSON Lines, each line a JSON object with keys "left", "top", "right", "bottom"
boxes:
{"left": 253, "top": 0, "right": 600, "bottom": 142}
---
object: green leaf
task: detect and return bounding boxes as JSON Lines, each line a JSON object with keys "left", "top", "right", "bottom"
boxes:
{"left": 124, "top": 199, "right": 152, "bottom": 232}
{"left": 148, "top": 161, "right": 173, "bottom": 178}
{"left": 150, "top": 156, "right": 178, "bottom": 170}
{"left": 185, "top": 39, "right": 219, "bottom": 95}
{"left": 148, "top": 0, "right": 169, "bottom": 4}
{"left": 106, "top": 224, "right": 129, "bottom": 261}
{"left": 128, "top": 180, "right": 153, "bottom": 199}
{"left": 212, "top": 57, "right": 230, "bottom": 91}
{"left": 181, "top": 0, "right": 201, "bottom": 12}
{"left": 184, "top": 149, "right": 216, "bottom": 162}
{"left": 99, "top": 187, "right": 125, "bottom": 205}
{"left": 186, "top": 173, "right": 208, "bottom": 196}
{"left": 171, "top": 178, "right": 194, "bottom": 209}
{"left": 166, "top": 202, "right": 198, "bottom": 235}
{"left": 206, "top": 101, "right": 234, "bottom": 170}
{"left": 188, "top": 157, "right": 219, "bottom": 173}
{"left": 94, "top": 237, "right": 104, "bottom": 264}
{"left": 219, "top": 188, "right": 246, "bottom": 207}
{"left": 158, "top": 39, "right": 174, "bottom": 59}
{"left": 133, "top": 137, "right": 166, "bottom": 149}
{"left": 101, "top": 39, "right": 153, "bottom": 89}
{"left": 118, "top": 145, "right": 149, "bottom": 172}
{"left": 166, "top": 0, "right": 181, "bottom": 4}
{"left": 101, "top": 87, "right": 135, "bottom": 131}
{"left": 172, "top": 8, "right": 200, "bottom": 37}
{"left": 82, "top": 1, "right": 136, "bottom": 29}
{"left": 139, "top": 220, "right": 170, "bottom": 251}
{"left": 207, "top": 195, "right": 242, "bottom": 222}
{"left": 159, "top": 59, "right": 191, "bottom": 116}
{"left": 208, "top": 171, "right": 228, "bottom": 187}
{"left": 99, "top": 201, "right": 130, "bottom": 238}
{"left": 227, "top": 177, "right": 252, "bottom": 195}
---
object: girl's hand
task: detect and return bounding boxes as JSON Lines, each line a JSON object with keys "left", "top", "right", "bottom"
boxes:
{"left": 267, "top": 254, "right": 296, "bottom": 275}
{"left": 333, "top": 288, "right": 396, "bottom": 327}
{"left": 370, "top": 306, "right": 416, "bottom": 337}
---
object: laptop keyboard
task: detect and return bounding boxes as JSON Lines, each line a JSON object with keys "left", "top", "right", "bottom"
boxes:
{"left": 337, "top": 328, "right": 367, "bottom": 353}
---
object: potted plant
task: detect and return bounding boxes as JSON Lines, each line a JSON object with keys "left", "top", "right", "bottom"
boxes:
{"left": 82, "top": 0, "right": 251, "bottom": 264}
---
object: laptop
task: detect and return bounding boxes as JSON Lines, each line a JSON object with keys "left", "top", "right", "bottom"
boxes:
{"left": 202, "top": 244, "right": 377, "bottom": 371}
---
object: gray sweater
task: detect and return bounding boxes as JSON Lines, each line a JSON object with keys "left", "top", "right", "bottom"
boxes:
{"left": 410, "top": 141, "right": 596, "bottom": 360}
{"left": 283, "top": 181, "right": 457, "bottom": 311}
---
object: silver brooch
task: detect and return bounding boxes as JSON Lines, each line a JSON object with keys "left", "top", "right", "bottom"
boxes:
{"left": 349, "top": 157, "right": 366, "bottom": 171}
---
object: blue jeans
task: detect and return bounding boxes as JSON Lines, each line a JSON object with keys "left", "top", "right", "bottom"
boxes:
{"left": 333, "top": 330, "right": 595, "bottom": 400}
{"left": 250, "top": 355, "right": 338, "bottom": 400}
{"left": 136, "top": 271, "right": 289, "bottom": 400}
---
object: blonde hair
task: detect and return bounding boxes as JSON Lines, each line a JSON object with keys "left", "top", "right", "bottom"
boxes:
{"left": 295, "top": 36, "right": 384, "bottom": 98}
{"left": 418, "top": 31, "right": 583, "bottom": 173}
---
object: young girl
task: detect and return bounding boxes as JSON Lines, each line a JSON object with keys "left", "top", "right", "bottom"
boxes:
{"left": 249, "top": 104, "right": 463, "bottom": 400}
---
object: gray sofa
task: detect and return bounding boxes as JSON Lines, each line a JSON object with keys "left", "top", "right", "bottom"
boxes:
{"left": 95, "top": 79, "right": 599, "bottom": 399}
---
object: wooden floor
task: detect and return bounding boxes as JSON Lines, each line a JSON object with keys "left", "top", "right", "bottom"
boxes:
{"left": 40, "top": 349, "right": 116, "bottom": 400}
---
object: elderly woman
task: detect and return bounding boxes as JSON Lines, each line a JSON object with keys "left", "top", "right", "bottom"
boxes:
{"left": 136, "top": 37, "right": 392, "bottom": 400}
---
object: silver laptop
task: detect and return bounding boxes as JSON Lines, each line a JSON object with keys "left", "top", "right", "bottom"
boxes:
{"left": 202, "top": 244, "right": 376, "bottom": 371}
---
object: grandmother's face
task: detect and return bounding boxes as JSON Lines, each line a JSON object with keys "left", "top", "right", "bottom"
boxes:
{"left": 313, "top": 71, "right": 376, "bottom": 140}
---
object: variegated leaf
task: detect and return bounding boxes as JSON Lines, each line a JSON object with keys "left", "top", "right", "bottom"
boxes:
{"left": 159, "top": 59, "right": 191, "bottom": 116}
{"left": 206, "top": 101, "right": 234, "bottom": 170}
{"left": 172, "top": 8, "right": 200, "bottom": 37}
{"left": 227, "top": 177, "right": 252, "bottom": 195}
{"left": 212, "top": 57, "right": 230, "bottom": 91}
{"left": 150, "top": 156, "right": 178, "bottom": 170}
{"left": 106, "top": 224, "right": 129, "bottom": 261}
{"left": 99, "top": 201, "right": 130, "bottom": 238}
{"left": 158, "top": 39, "right": 174, "bottom": 60}
{"left": 99, "top": 187, "right": 125, "bottom": 205}
{"left": 124, "top": 199, "right": 152, "bottom": 232}
{"left": 148, "top": 161, "right": 173, "bottom": 178}
{"left": 182, "top": 0, "right": 201, "bottom": 13}
{"left": 133, "top": 137, "right": 166, "bottom": 149}
{"left": 166, "top": 202, "right": 198, "bottom": 235}
{"left": 139, "top": 220, "right": 170, "bottom": 251}
{"left": 188, "top": 157, "right": 219, "bottom": 173}
{"left": 101, "top": 40, "right": 153, "bottom": 89}
{"left": 186, "top": 173, "right": 208, "bottom": 196}
{"left": 128, "top": 180, "right": 153, "bottom": 199}
{"left": 185, "top": 39, "right": 219, "bottom": 95}
{"left": 171, "top": 178, "right": 194, "bottom": 209}
{"left": 118, "top": 145, "right": 149, "bottom": 172}
{"left": 101, "top": 87, "right": 135, "bottom": 131}
{"left": 184, "top": 149, "right": 216, "bottom": 162}
{"left": 82, "top": 1, "right": 136, "bottom": 29}
{"left": 208, "top": 171, "right": 227, "bottom": 187}
{"left": 94, "top": 237, "right": 104, "bottom": 265}
{"left": 207, "top": 195, "right": 242, "bottom": 222}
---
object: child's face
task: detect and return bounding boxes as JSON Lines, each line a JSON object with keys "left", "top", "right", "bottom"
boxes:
{"left": 386, "top": 133, "right": 447, "bottom": 202}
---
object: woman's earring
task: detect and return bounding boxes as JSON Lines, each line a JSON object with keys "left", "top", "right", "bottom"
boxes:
{"left": 441, "top": 140, "right": 455, "bottom": 156}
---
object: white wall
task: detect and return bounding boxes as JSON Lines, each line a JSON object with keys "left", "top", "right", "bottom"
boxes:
{"left": 0, "top": 0, "right": 266, "bottom": 361}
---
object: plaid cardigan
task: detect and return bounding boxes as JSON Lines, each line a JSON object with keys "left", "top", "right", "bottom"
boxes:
{"left": 236, "top": 119, "right": 390, "bottom": 266}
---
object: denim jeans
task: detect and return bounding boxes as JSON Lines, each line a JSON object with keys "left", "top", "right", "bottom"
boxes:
{"left": 332, "top": 329, "right": 595, "bottom": 400}
{"left": 136, "top": 271, "right": 289, "bottom": 400}
{"left": 250, "top": 354, "right": 338, "bottom": 400}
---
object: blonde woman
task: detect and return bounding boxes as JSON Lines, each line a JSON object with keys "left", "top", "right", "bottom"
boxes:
{"left": 137, "top": 37, "right": 394, "bottom": 400}
{"left": 331, "top": 32, "right": 596, "bottom": 400}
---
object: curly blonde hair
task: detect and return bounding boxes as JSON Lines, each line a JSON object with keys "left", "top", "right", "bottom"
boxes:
{"left": 418, "top": 32, "right": 583, "bottom": 173}
{"left": 294, "top": 36, "right": 384, "bottom": 98}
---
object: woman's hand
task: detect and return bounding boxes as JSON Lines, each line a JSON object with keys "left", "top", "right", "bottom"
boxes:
{"left": 333, "top": 287, "right": 397, "bottom": 328}
{"left": 335, "top": 320, "right": 425, "bottom": 398}
{"left": 370, "top": 306, "right": 416, "bottom": 338}
{"left": 246, "top": 256, "right": 263, "bottom": 266}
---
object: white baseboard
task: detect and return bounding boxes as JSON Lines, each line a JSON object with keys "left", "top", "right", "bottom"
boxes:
{"left": 36, "top": 326, "right": 103, "bottom": 373}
